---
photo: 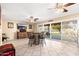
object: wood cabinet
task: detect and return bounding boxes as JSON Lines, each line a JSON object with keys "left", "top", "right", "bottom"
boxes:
{"left": 17, "top": 32, "right": 27, "bottom": 39}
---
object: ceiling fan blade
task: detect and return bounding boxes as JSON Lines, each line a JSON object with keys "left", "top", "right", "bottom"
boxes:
{"left": 63, "top": 8, "right": 68, "bottom": 12}
{"left": 64, "top": 3, "right": 75, "bottom": 7}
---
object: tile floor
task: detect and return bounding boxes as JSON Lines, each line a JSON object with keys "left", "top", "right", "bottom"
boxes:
{"left": 3, "top": 38, "right": 79, "bottom": 56}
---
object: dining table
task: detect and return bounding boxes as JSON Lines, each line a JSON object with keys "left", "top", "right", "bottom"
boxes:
{"left": 28, "top": 32, "right": 45, "bottom": 46}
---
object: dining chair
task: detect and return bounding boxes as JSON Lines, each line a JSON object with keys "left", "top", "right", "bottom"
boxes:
{"left": 28, "top": 32, "right": 35, "bottom": 47}
{"left": 40, "top": 32, "right": 46, "bottom": 46}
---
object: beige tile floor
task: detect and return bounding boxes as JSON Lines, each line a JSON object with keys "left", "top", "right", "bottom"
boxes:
{"left": 3, "top": 38, "right": 79, "bottom": 56}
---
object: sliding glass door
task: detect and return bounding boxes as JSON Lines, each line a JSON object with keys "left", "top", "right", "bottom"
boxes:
{"left": 51, "top": 23, "right": 61, "bottom": 40}
{"left": 61, "top": 20, "right": 78, "bottom": 42}
{"left": 37, "top": 20, "right": 79, "bottom": 43}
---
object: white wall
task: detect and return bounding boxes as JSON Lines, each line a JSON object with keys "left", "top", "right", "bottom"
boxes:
{"left": 2, "top": 17, "right": 38, "bottom": 40}
{"left": 2, "top": 19, "right": 17, "bottom": 40}
{"left": 0, "top": 25, "right": 2, "bottom": 45}
{"left": 77, "top": 20, "right": 79, "bottom": 43}
{"left": 27, "top": 23, "right": 37, "bottom": 32}
{"left": 0, "top": 31, "right": 1, "bottom": 45}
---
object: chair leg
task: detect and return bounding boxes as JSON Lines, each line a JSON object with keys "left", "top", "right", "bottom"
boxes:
{"left": 42, "top": 39, "right": 46, "bottom": 46}
{"left": 44, "top": 40, "right": 46, "bottom": 46}
{"left": 40, "top": 39, "right": 44, "bottom": 47}
{"left": 6, "top": 39, "right": 7, "bottom": 41}
{"left": 28, "top": 40, "right": 33, "bottom": 47}
{"left": 2, "top": 39, "right": 4, "bottom": 42}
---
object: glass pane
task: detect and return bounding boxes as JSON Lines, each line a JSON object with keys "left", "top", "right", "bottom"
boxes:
{"left": 61, "top": 20, "right": 77, "bottom": 42}
{"left": 44, "top": 24, "right": 50, "bottom": 38}
{"left": 51, "top": 23, "right": 61, "bottom": 40}
{"left": 38, "top": 25, "right": 43, "bottom": 32}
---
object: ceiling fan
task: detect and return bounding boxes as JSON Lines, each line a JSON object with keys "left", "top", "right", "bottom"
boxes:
{"left": 49, "top": 3, "right": 76, "bottom": 13}
{"left": 26, "top": 16, "right": 39, "bottom": 23}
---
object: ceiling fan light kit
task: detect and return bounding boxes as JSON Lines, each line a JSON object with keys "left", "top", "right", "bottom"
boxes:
{"left": 56, "top": 8, "right": 65, "bottom": 13}
{"left": 26, "top": 16, "right": 39, "bottom": 23}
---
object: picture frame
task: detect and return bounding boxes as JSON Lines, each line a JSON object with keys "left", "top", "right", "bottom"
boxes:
{"left": 8, "top": 22, "right": 14, "bottom": 28}
{"left": 29, "top": 25, "right": 32, "bottom": 29}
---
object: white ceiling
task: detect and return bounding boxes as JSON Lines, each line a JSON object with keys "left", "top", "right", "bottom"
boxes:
{"left": 1, "top": 3, "right": 79, "bottom": 22}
